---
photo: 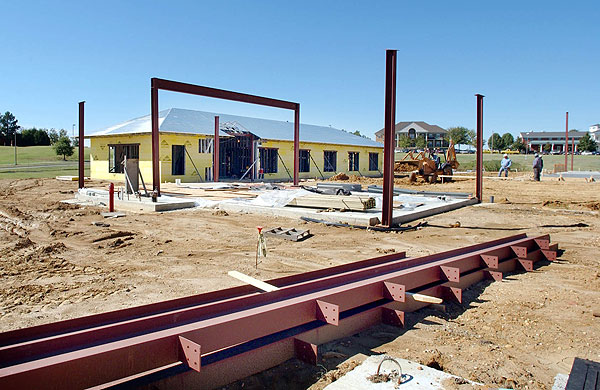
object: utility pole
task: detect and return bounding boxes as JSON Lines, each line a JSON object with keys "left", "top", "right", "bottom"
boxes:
{"left": 14, "top": 131, "right": 17, "bottom": 165}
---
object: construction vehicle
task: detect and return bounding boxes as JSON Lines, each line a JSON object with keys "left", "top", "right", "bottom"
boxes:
{"left": 394, "top": 141, "right": 459, "bottom": 183}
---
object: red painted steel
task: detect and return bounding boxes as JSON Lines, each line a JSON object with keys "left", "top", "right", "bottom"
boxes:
{"left": 565, "top": 111, "right": 569, "bottom": 170}
{"left": 0, "top": 234, "right": 557, "bottom": 390}
{"left": 149, "top": 78, "right": 301, "bottom": 189}
{"left": 151, "top": 80, "right": 160, "bottom": 194}
{"left": 108, "top": 183, "right": 114, "bottom": 212}
{"left": 382, "top": 49, "right": 397, "bottom": 227}
{"left": 78, "top": 101, "right": 85, "bottom": 189}
{"left": 293, "top": 106, "right": 300, "bottom": 185}
{"left": 213, "top": 116, "right": 219, "bottom": 182}
{"left": 475, "top": 94, "right": 484, "bottom": 202}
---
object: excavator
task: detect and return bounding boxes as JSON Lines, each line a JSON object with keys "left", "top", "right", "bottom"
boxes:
{"left": 394, "top": 140, "right": 459, "bottom": 183}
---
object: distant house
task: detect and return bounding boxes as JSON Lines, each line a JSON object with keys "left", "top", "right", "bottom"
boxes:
{"left": 374, "top": 121, "right": 449, "bottom": 149}
{"left": 87, "top": 108, "right": 383, "bottom": 184}
{"left": 518, "top": 130, "right": 588, "bottom": 153}
{"left": 589, "top": 124, "right": 600, "bottom": 144}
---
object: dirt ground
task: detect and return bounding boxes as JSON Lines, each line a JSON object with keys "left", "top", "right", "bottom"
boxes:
{"left": 0, "top": 175, "right": 599, "bottom": 389}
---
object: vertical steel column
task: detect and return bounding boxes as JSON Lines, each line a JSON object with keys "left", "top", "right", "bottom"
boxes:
{"left": 475, "top": 94, "right": 484, "bottom": 202}
{"left": 151, "top": 79, "right": 160, "bottom": 196}
{"left": 293, "top": 105, "right": 300, "bottom": 186}
{"left": 381, "top": 49, "right": 397, "bottom": 227}
{"left": 565, "top": 112, "right": 568, "bottom": 171}
{"left": 78, "top": 101, "right": 85, "bottom": 189}
{"left": 214, "top": 116, "right": 220, "bottom": 182}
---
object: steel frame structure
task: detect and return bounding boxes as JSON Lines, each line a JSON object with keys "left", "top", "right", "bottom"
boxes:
{"left": 381, "top": 52, "right": 485, "bottom": 225}
{"left": 78, "top": 101, "right": 85, "bottom": 189}
{"left": 150, "top": 78, "right": 300, "bottom": 195}
{"left": 0, "top": 233, "right": 557, "bottom": 389}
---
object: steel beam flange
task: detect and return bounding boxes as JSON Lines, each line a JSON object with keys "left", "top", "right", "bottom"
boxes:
{"left": 484, "top": 270, "right": 503, "bottom": 282}
{"left": 480, "top": 254, "right": 499, "bottom": 269}
{"left": 179, "top": 336, "right": 201, "bottom": 372}
{"left": 294, "top": 338, "right": 318, "bottom": 366}
{"left": 517, "top": 259, "right": 534, "bottom": 272}
{"left": 534, "top": 238, "right": 550, "bottom": 250}
{"left": 316, "top": 300, "right": 339, "bottom": 325}
{"left": 511, "top": 245, "right": 528, "bottom": 258}
{"left": 443, "top": 287, "right": 462, "bottom": 303}
{"left": 440, "top": 266, "right": 460, "bottom": 282}
{"left": 381, "top": 307, "right": 405, "bottom": 327}
{"left": 382, "top": 282, "right": 405, "bottom": 302}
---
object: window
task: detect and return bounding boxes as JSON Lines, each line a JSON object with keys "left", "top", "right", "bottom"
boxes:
{"left": 408, "top": 128, "right": 416, "bottom": 139}
{"left": 108, "top": 144, "right": 139, "bottom": 173}
{"left": 172, "top": 145, "right": 185, "bottom": 175}
{"left": 199, "top": 138, "right": 213, "bottom": 153}
{"left": 323, "top": 151, "right": 337, "bottom": 172}
{"left": 369, "top": 152, "right": 379, "bottom": 171}
{"left": 348, "top": 152, "right": 359, "bottom": 171}
{"left": 259, "top": 148, "right": 278, "bottom": 174}
{"left": 299, "top": 149, "right": 310, "bottom": 173}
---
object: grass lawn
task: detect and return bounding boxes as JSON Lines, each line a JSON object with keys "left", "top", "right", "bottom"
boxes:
{"left": 0, "top": 146, "right": 90, "bottom": 179}
{"left": 396, "top": 151, "right": 600, "bottom": 172}
{"left": 0, "top": 145, "right": 90, "bottom": 166}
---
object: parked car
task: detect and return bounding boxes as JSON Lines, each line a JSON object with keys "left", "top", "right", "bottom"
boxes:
{"left": 581, "top": 151, "right": 594, "bottom": 155}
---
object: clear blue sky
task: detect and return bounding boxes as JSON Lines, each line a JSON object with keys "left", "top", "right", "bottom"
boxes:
{"left": 1, "top": 0, "right": 598, "bottom": 141}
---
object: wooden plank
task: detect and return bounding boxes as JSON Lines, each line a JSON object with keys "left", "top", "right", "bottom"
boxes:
{"left": 566, "top": 358, "right": 600, "bottom": 390}
{"left": 227, "top": 271, "right": 280, "bottom": 292}
{"left": 287, "top": 195, "right": 375, "bottom": 211}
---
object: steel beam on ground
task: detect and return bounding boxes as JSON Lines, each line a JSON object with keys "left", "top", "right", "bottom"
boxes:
{"left": 382, "top": 49, "right": 397, "bottom": 227}
{"left": 0, "top": 235, "right": 557, "bottom": 390}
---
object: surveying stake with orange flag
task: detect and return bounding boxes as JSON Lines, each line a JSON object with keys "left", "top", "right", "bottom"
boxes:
{"left": 256, "top": 226, "right": 267, "bottom": 268}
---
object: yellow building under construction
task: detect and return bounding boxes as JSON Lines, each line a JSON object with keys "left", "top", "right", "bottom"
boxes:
{"left": 88, "top": 108, "right": 383, "bottom": 184}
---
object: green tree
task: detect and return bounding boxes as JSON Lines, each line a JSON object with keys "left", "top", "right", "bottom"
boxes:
{"left": 466, "top": 129, "right": 486, "bottom": 148}
{"left": 543, "top": 143, "right": 552, "bottom": 153}
{"left": 447, "top": 126, "right": 471, "bottom": 145}
{"left": 352, "top": 130, "right": 361, "bottom": 136}
{"left": 48, "top": 129, "right": 59, "bottom": 144}
{"left": 511, "top": 139, "right": 526, "bottom": 153}
{"left": 397, "top": 134, "right": 412, "bottom": 149}
{"left": 0, "top": 111, "right": 20, "bottom": 146}
{"left": 501, "top": 133, "right": 514, "bottom": 149}
{"left": 415, "top": 135, "right": 427, "bottom": 149}
{"left": 488, "top": 133, "right": 504, "bottom": 152}
{"left": 53, "top": 136, "right": 74, "bottom": 160}
{"left": 578, "top": 133, "right": 598, "bottom": 152}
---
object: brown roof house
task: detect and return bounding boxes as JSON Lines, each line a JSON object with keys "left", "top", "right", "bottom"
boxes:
{"left": 375, "top": 121, "right": 449, "bottom": 149}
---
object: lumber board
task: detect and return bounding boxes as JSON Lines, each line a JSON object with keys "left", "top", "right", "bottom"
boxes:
{"left": 227, "top": 271, "right": 280, "bottom": 292}
{"left": 287, "top": 195, "right": 375, "bottom": 210}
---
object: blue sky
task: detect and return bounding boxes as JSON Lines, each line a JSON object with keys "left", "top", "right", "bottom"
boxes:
{"left": 1, "top": 0, "right": 598, "bottom": 141}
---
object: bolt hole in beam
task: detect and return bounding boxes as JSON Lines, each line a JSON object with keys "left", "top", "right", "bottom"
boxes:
{"left": 150, "top": 78, "right": 301, "bottom": 196}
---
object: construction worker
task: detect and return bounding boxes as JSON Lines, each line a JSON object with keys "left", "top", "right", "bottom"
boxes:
{"left": 532, "top": 153, "right": 543, "bottom": 181}
{"left": 498, "top": 154, "right": 512, "bottom": 177}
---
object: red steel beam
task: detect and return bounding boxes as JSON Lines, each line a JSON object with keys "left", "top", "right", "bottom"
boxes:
{"left": 0, "top": 235, "right": 556, "bottom": 389}
{"left": 381, "top": 49, "right": 397, "bottom": 227}
{"left": 151, "top": 80, "right": 160, "bottom": 194}
{"left": 0, "top": 233, "right": 529, "bottom": 352}
{"left": 213, "top": 116, "right": 219, "bottom": 182}
{"left": 565, "top": 111, "right": 569, "bottom": 170}
{"left": 78, "top": 101, "right": 85, "bottom": 189}
{"left": 150, "top": 78, "right": 301, "bottom": 191}
{"left": 475, "top": 94, "right": 484, "bottom": 202}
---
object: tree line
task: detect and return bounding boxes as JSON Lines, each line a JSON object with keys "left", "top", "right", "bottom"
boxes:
{"left": 0, "top": 111, "right": 75, "bottom": 159}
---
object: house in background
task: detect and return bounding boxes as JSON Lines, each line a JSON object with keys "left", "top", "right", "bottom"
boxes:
{"left": 87, "top": 108, "right": 383, "bottom": 184}
{"left": 589, "top": 124, "right": 600, "bottom": 145}
{"left": 518, "top": 130, "right": 588, "bottom": 153}
{"left": 374, "top": 121, "right": 449, "bottom": 149}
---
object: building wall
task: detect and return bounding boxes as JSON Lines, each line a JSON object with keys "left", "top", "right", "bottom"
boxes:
{"left": 90, "top": 133, "right": 383, "bottom": 184}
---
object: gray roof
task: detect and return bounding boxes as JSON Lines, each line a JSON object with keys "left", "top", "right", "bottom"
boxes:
{"left": 375, "top": 121, "right": 447, "bottom": 137}
{"left": 89, "top": 108, "right": 382, "bottom": 148}
{"left": 519, "top": 130, "right": 588, "bottom": 138}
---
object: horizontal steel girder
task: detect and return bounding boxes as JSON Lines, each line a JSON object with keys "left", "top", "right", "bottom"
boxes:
{"left": 0, "top": 234, "right": 557, "bottom": 390}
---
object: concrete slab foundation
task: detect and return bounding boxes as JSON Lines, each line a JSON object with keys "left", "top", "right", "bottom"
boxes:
{"left": 71, "top": 189, "right": 196, "bottom": 212}
{"left": 324, "top": 355, "right": 483, "bottom": 389}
